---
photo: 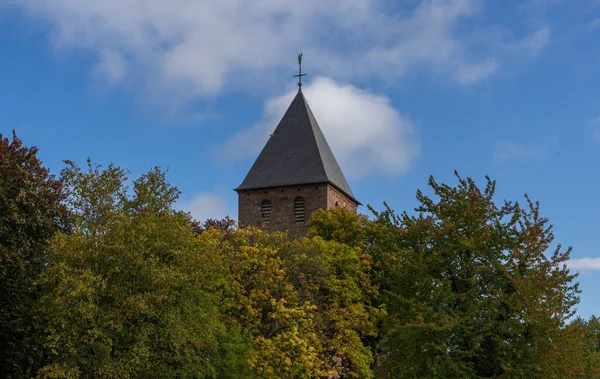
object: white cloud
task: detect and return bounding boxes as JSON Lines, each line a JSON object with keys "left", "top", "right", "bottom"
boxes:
{"left": 494, "top": 141, "right": 544, "bottom": 162}
{"left": 521, "top": 26, "right": 551, "bottom": 54}
{"left": 567, "top": 258, "right": 600, "bottom": 271}
{"left": 179, "top": 192, "right": 234, "bottom": 222}
{"left": 222, "top": 77, "right": 419, "bottom": 179}
{"left": 14, "top": 0, "right": 529, "bottom": 104}
{"left": 456, "top": 59, "right": 500, "bottom": 84}
{"left": 94, "top": 49, "right": 127, "bottom": 86}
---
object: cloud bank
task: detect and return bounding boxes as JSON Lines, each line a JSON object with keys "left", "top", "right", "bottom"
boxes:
{"left": 179, "top": 192, "right": 234, "bottom": 223}
{"left": 494, "top": 141, "right": 544, "bottom": 162}
{"left": 222, "top": 77, "right": 419, "bottom": 179}
{"left": 567, "top": 258, "right": 600, "bottom": 271}
{"left": 14, "top": 0, "right": 548, "bottom": 103}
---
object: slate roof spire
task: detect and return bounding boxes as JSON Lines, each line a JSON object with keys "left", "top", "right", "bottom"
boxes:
{"left": 236, "top": 87, "right": 359, "bottom": 204}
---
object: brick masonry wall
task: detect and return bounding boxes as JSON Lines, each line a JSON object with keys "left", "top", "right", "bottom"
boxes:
{"left": 238, "top": 184, "right": 358, "bottom": 236}
{"left": 326, "top": 185, "right": 358, "bottom": 213}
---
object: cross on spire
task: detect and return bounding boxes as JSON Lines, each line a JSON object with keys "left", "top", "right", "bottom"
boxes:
{"left": 293, "top": 53, "right": 307, "bottom": 89}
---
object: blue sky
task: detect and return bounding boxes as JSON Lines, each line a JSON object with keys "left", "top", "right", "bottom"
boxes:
{"left": 1, "top": 0, "right": 599, "bottom": 317}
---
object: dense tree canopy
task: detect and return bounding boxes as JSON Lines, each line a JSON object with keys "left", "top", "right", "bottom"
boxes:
{"left": 566, "top": 316, "right": 600, "bottom": 377}
{"left": 38, "top": 161, "right": 246, "bottom": 378}
{"left": 0, "top": 132, "right": 597, "bottom": 378}
{"left": 0, "top": 132, "right": 70, "bottom": 378}
{"left": 311, "top": 173, "right": 583, "bottom": 378}
{"left": 35, "top": 160, "right": 380, "bottom": 378}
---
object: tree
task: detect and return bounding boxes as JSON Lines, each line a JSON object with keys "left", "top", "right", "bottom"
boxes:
{"left": 37, "top": 160, "right": 246, "bottom": 378}
{"left": 310, "top": 173, "right": 582, "bottom": 378}
{"left": 373, "top": 173, "right": 580, "bottom": 378}
{"left": 579, "top": 316, "right": 600, "bottom": 377}
{"left": 198, "top": 228, "right": 323, "bottom": 378}
{"left": 556, "top": 316, "right": 600, "bottom": 378}
{"left": 190, "top": 216, "right": 236, "bottom": 235}
{"left": 308, "top": 207, "right": 369, "bottom": 248}
{"left": 284, "top": 236, "right": 381, "bottom": 378}
{"left": 0, "top": 131, "right": 70, "bottom": 378}
{"left": 193, "top": 225, "right": 381, "bottom": 378}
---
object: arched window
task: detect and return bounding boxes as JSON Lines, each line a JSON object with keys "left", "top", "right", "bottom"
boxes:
{"left": 335, "top": 201, "right": 339, "bottom": 207}
{"left": 294, "top": 197, "right": 305, "bottom": 223}
{"left": 261, "top": 200, "right": 272, "bottom": 224}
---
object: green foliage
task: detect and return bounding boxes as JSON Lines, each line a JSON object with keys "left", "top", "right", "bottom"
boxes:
{"left": 371, "top": 173, "right": 580, "bottom": 378}
{"left": 194, "top": 227, "right": 380, "bottom": 378}
{"left": 1, "top": 131, "right": 595, "bottom": 378}
{"left": 0, "top": 131, "right": 70, "bottom": 378}
{"left": 569, "top": 316, "right": 600, "bottom": 378}
{"left": 308, "top": 207, "right": 369, "bottom": 247}
{"left": 196, "top": 228, "right": 319, "bottom": 378}
{"left": 312, "top": 173, "right": 584, "bottom": 378}
{"left": 285, "top": 237, "right": 382, "bottom": 378}
{"left": 38, "top": 161, "right": 246, "bottom": 378}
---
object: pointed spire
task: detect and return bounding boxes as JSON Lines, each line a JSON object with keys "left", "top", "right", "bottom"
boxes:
{"left": 236, "top": 90, "right": 358, "bottom": 204}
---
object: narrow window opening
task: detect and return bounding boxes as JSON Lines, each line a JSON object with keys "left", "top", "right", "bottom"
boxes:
{"left": 335, "top": 201, "right": 339, "bottom": 207}
{"left": 294, "top": 197, "right": 305, "bottom": 223}
{"left": 261, "top": 200, "right": 272, "bottom": 224}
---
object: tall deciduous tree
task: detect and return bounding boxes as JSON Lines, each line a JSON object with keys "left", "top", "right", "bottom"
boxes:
{"left": 38, "top": 161, "right": 246, "bottom": 378}
{"left": 311, "top": 173, "right": 582, "bottom": 378}
{"left": 374, "top": 173, "right": 580, "bottom": 378}
{"left": 193, "top": 225, "right": 380, "bottom": 378}
{"left": 0, "top": 131, "right": 70, "bottom": 378}
{"left": 566, "top": 316, "right": 600, "bottom": 378}
{"left": 198, "top": 228, "right": 324, "bottom": 378}
{"left": 284, "top": 237, "right": 381, "bottom": 378}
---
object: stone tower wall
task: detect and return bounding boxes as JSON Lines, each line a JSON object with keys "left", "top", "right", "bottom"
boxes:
{"left": 326, "top": 185, "right": 358, "bottom": 213}
{"left": 238, "top": 184, "right": 357, "bottom": 236}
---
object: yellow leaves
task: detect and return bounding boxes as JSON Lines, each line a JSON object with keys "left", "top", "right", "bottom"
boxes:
{"left": 194, "top": 226, "right": 378, "bottom": 378}
{"left": 38, "top": 363, "right": 81, "bottom": 379}
{"left": 13, "top": 161, "right": 590, "bottom": 378}
{"left": 38, "top": 161, "right": 386, "bottom": 378}
{"left": 122, "top": 294, "right": 148, "bottom": 313}
{"left": 251, "top": 323, "right": 325, "bottom": 378}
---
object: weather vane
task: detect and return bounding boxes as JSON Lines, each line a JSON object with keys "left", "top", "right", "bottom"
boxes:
{"left": 294, "top": 53, "right": 307, "bottom": 88}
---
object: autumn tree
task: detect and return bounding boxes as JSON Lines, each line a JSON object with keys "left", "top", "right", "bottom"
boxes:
{"left": 190, "top": 215, "right": 236, "bottom": 235}
{"left": 283, "top": 236, "right": 381, "bottom": 378}
{"left": 37, "top": 160, "right": 246, "bottom": 378}
{"left": 34, "top": 158, "right": 381, "bottom": 378}
{"left": 5, "top": 136, "right": 587, "bottom": 379}
{"left": 195, "top": 228, "right": 321, "bottom": 378}
{"left": 308, "top": 206, "right": 369, "bottom": 248}
{"left": 193, "top": 225, "right": 381, "bottom": 378}
{"left": 558, "top": 316, "right": 600, "bottom": 378}
{"left": 311, "top": 173, "right": 582, "bottom": 378}
{"left": 372, "top": 173, "right": 580, "bottom": 378}
{"left": 0, "top": 131, "right": 71, "bottom": 378}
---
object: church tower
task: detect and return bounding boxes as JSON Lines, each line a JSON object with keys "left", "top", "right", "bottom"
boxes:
{"left": 235, "top": 56, "right": 359, "bottom": 235}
